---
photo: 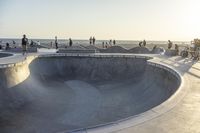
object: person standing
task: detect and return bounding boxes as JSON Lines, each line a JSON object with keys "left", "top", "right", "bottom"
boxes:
{"left": 55, "top": 36, "right": 58, "bottom": 49}
{"left": 113, "top": 40, "right": 116, "bottom": 45}
{"left": 109, "top": 40, "right": 112, "bottom": 46}
{"left": 69, "top": 38, "right": 73, "bottom": 47}
{"left": 143, "top": 40, "right": 146, "bottom": 47}
{"left": 50, "top": 41, "right": 53, "bottom": 48}
{"left": 5, "top": 43, "right": 10, "bottom": 50}
{"left": 92, "top": 37, "right": 96, "bottom": 45}
{"left": 168, "top": 40, "right": 173, "bottom": 49}
{"left": 12, "top": 40, "right": 16, "bottom": 48}
{"left": 89, "top": 36, "right": 92, "bottom": 45}
{"left": 22, "top": 34, "right": 28, "bottom": 55}
{"left": 175, "top": 44, "right": 179, "bottom": 55}
{"left": 30, "top": 40, "right": 34, "bottom": 47}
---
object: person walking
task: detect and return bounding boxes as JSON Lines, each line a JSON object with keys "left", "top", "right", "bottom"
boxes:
{"left": 22, "top": 34, "right": 28, "bottom": 55}
{"left": 55, "top": 36, "right": 58, "bottom": 49}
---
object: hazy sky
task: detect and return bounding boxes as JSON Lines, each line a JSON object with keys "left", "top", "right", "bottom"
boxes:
{"left": 0, "top": 0, "right": 200, "bottom": 41}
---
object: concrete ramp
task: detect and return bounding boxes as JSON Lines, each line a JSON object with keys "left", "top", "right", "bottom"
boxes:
{"left": 100, "top": 46, "right": 128, "bottom": 53}
{"left": 129, "top": 46, "right": 151, "bottom": 54}
{"left": 61, "top": 80, "right": 102, "bottom": 126}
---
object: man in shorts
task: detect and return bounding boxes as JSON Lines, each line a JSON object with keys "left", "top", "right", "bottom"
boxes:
{"left": 22, "top": 34, "right": 28, "bottom": 55}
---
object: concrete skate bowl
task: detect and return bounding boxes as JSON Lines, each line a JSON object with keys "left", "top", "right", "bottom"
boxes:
{"left": 129, "top": 46, "right": 151, "bottom": 54}
{"left": 0, "top": 52, "right": 13, "bottom": 58}
{"left": 0, "top": 55, "right": 181, "bottom": 133}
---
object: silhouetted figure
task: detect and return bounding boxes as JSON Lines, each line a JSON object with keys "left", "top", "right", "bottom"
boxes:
{"left": 168, "top": 40, "right": 173, "bottom": 49}
{"left": 22, "top": 34, "right": 28, "bottom": 55}
{"left": 139, "top": 41, "right": 143, "bottom": 47}
{"left": 69, "top": 38, "right": 73, "bottom": 47}
{"left": 89, "top": 37, "right": 92, "bottom": 45}
{"left": 109, "top": 40, "right": 112, "bottom": 46}
{"left": 175, "top": 44, "right": 179, "bottom": 50}
{"left": 143, "top": 40, "right": 146, "bottom": 47}
{"left": 50, "top": 41, "right": 53, "bottom": 48}
{"left": 5, "top": 43, "right": 10, "bottom": 50}
{"left": 175, "top": 44, "right": 179, "bottom": 55}
{"left": 92, "top": 37, "right": 96, "bottom": 45}
{"left": 55, "top": 36, "right": 58, "bottom": 49}
{"left": 30, "top": 40, "right": 34, "bottom": 47}
{"left": 105, "top": 42, "right": 108, "bottom": 48}
{"left": 153, "top": 45, "right": 157, "bottom": 50}
{"left": 37, "top": 41, "right": 40, "bottom": 46}
{"left": 12, "top": 40, "right": 16, "bottom": 48}
{"left": 0, "top": 44, "right": 2, "bottom": 49}
{"left": 113, "top": 40, "right": 116, "bottom": 45}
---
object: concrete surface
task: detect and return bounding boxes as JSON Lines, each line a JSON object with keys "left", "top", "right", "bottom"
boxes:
{"left": 129, "top": 47, "right": 151, "bottom": 54}
{"left": 0, "top": 52, "right": 13, "bottom": 58}
{"left": 164, "top": 49, "right": 178, "bottom": 56}
{"left": 113, "top": 56, "right": 200, "bottom": 133}
{"left": 4, "top": 47, "right": 37, "bottom": 53}
{"left": 99, "top": 46, "right": 128, "bottom": 53}
{"left": 0, "top": 52, "right": 199, "bottom": 133}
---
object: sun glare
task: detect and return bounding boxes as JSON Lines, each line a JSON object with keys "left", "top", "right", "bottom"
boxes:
{"left": 183, "top": 0, "right": 200, "bottom": 38}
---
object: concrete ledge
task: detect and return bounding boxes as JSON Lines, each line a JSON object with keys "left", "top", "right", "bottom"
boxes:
{"left": 58, "top": 49, "right": 98, "bottom": 53}
{"left": 38, "top": 53, "right": 153, "bottom": 60}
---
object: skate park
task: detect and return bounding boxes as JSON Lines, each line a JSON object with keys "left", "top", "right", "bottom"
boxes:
{"left": 0, "top": 47, "right": 199, "bottom": 133}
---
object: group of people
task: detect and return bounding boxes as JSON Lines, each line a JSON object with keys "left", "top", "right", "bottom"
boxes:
{"left": 138, "top": 40, "right": 146, "bottom": 47}
{"left": 102, "top": 39, "right": 116, "bottom": 48}
{"left": 2, "top": 35, "right": 192, "bottom": 59}
{"left": 0, "top": 40, "right": 17, "bottom": 50}
{"left": 89, "top": 36, "right": 96, "bottom": 45}
{"left": 167, "top": 40, "right": 179, "bottom": 53}
{"left": 55, "top": 36, "right": 73, "bottom": 49}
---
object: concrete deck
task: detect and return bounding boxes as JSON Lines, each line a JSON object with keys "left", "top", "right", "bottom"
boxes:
{"left": 0, "top": 52, "right": 199, "bottom": 133}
